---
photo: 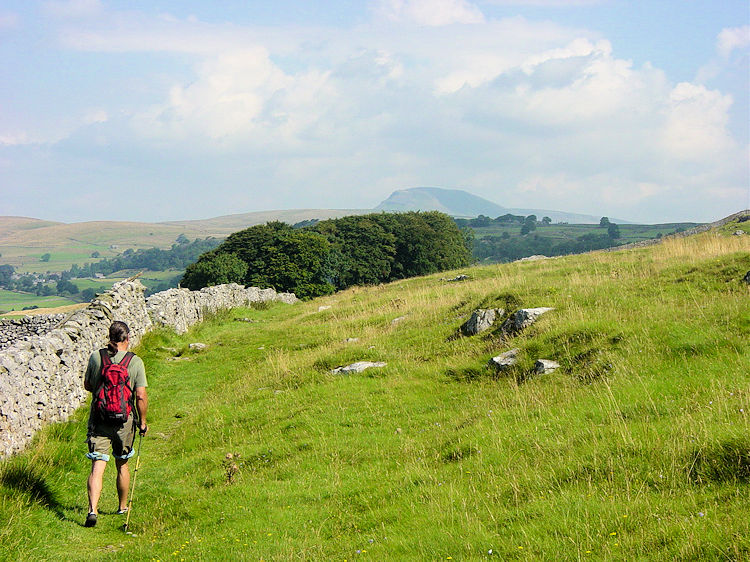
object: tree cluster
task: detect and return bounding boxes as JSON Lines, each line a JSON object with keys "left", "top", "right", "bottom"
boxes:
{"left": 182, "top": 212, "right": 473, "bottom": 299}
{"left": 474, "top": 231, "right": 623, "bottom": 263}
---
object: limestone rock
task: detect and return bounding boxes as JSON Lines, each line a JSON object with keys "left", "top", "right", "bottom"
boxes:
{"left": 733, "top": 230, "right": 745, "bottom": 236}
{"left": 534, "top": 359, "right": 560, "bottom": 374}
{"left": 189, "top": 343, "right": 207, "bottom": 351}
{"left": 460, "top": 308, "right": 503, "bottom": 336}
{"left": 502, "top": 308, "right": 554, "bottom": 334}
{"left": 391, "top": 316, "right": 406, "bottom": 325}
{"left": 442, "top": 274, "right": 469, "bottom": 282}
{"left": 488, "top": 348, "right": 520, "bottom": 371}
{"left": 332, "top": 361, "right": 387, "bottom": 374}
{"left": 318, "top": 305, "right": 332, "bottom": 312}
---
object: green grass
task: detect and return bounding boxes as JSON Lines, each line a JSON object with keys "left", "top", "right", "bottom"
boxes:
{"left": 0, "top": 289, "right": 77, "bottom": 313}
{"left": 0, "top": 229, "right": 748, "bottom": 560}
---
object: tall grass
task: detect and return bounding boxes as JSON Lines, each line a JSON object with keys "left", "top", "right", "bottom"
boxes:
{"left": 0, "top": 230, "right": 748, "bottom": 560}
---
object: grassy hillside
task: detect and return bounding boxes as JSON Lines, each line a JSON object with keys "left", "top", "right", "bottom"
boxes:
{"left": 0, "top": 227, "right": 748, "bottom": 560}
{"left": 0, "top": 211, "right": 368, "bottom": 274}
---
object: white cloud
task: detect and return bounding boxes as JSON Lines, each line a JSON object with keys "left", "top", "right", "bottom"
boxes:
{"left": 376, "top": 0, "right": 485, "bottom": 26}
{"left": 717, "top": 25, "right": 750, "bottom": 58}
{"left": 7, "top": 3, "right": 746, "bottom": 223}
{"left": 662, "top": 82, "right": 734, "bottom": 159}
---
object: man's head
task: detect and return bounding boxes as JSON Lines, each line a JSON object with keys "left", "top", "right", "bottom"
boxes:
{"left": 107, "top": 321, "right": 130, "bottom": 354}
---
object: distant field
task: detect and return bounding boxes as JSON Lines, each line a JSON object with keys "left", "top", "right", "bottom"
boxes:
{"left": 0, "top": 289, "right": 77, "bottom": 313}
{"left": 471, "top": 222, "right": 698, "bottom": 242}
{"left": 0, "top": 211, "right": 364, "bottom": 273}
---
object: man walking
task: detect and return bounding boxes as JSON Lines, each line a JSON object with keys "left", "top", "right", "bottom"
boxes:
{"left": 83, "top": 320, "right": 148, "bottom": 527}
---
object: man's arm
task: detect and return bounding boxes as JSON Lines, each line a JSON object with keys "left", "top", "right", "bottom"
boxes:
{"left": 135, "top": 387, "right": 148, "bottom": 435}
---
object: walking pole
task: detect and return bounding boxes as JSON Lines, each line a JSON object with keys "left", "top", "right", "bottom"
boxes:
{"left": 123, "top": 432, "right": 144, "bottom": 533}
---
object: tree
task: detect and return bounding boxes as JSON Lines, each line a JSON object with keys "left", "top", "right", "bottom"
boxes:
{"left": 40, "top": 253, "right": 51, "bottom": 262}
{"left": 607, "top": 223, "right": 621, "bottom": 239}
{"left": 541, "top": 216, "right": 552, "bottom": 226}
{"left": 91, "top": 251, "right": 100, "bottom": 258}
{"left": 182, "top": 252, "right": 248, "bottom": 290}
{"left": 80, "top": 288, "right": 97, "bottom": 302}
{"left": 56, "top": 279, "right": 79, "bottom": 295}
{"left": 599, "top": 217, "right": 610, "bottom": 227}
{"left": 176, "top": 233, "right": 190, "bottom": 245}
{"left": 0, "top": 264, "right": 14, "bottom": 287}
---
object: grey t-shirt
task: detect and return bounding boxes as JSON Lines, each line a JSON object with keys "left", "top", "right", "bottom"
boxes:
{"left": 85, "top": 349, "right": 147, "bottom": 391}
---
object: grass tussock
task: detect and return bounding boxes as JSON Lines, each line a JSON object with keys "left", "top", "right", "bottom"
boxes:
{"left": 0, "top": 228, "right": 748, "bottom": 560}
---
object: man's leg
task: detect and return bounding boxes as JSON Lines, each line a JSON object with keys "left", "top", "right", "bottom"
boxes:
{"left": 87, "top": 460, "right": 107, "bottom": 514}
{"left": 115, "top": 459, "right": 130, "bottom": 512}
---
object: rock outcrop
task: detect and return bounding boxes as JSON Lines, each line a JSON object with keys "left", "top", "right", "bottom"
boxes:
{"left": 460, "top": 309, "right": 503, "bottom": 336}
{"left": 332, "top": 361, "right": 387, "bottom": 374}
{"left": 488, "top": 348, "right": 519, "bottom": 371}
{"left": 502, "top": 308, "right": 554, "bottom": 334}
{"left": 0, "top": 281, "right": 297, "bottom": 459}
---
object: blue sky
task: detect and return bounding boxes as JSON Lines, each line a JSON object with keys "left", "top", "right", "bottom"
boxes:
{"left": 1, "top": 0, "right": 748, "bottom": 223}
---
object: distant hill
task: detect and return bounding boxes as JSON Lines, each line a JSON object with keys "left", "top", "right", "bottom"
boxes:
{"left": 375, "top": 187, "right": 624, "bottom": 224}
{"left": 375, "top": 187, "right": 507, "bottom": 217}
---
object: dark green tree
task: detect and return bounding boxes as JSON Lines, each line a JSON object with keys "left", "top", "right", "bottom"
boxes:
{"left": 599, "top": 217, "right": 611, "bottom": 227}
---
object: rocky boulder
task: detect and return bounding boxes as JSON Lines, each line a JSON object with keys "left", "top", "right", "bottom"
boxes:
{"left": 534, "top": 359, "right": 560, "bottom": 374}
{"left": 332, "top": 361, "right": 387, "bottom": 374}
{"left": 502, "top": 308, "right": 554, "bottom": 334}
{"left": 488, "top": 348, "right": 519, "bottom": 371}
{"left": 460, "top": 308, "right": 504, "bottom": 336}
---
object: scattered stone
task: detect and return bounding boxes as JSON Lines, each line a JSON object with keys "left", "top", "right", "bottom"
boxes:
{"left": 441, "top": 274, "right": 469, "bottom": 282}
{"left": 332, "top": 361, "right": 387, "bottom": 374}
{"left": 733, "top": 230, "right": 745, "bottom": 236}
{"left": 391, "top": 316, "right": 406, "bottom": 325}
{"left": 344, "top": 338, "right": 360, "bottom": 343}
{"left": 318, "top": 305, "right": 332, "bottom": 312}
{"left": 395, "top": 428, "right": 402, "bottom": 434}
{"left": 502, "top": 308, "right": 554, "bottom": 334}
{"left": 488, "top": 348, "right": 520, "bottom": 371}
{"left": 460, "top": 308, "right": 504, "bottom": 336}
{"left": 516, "top": 255, "right": 548, "bottom": 262}
{"left": 534, "top": 359, "right": 560, "bottom": 374}
{"left": 236, "top": 317, "right": 257, "bottom": 323}
{"left": 189, "top": 343, "right": 207, "bottom": 350}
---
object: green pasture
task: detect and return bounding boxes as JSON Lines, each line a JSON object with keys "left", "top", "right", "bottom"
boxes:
{"left": 0, "top": 229, "right": 748, "bottom": 560}
{"left": 0, "top": 289, "right": 77, "bottom": 313}
{"left": 470, "top": 222, "right": 697, "bottom": 243}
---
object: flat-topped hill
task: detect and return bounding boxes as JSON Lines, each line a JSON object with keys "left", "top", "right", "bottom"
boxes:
{"left": 0, "top": 218, "right": 747, "bottom": 559}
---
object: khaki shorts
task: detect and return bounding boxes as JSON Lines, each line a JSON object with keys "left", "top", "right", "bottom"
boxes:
{"left": 86, "top": 415, "right": 136, "bottom": 462}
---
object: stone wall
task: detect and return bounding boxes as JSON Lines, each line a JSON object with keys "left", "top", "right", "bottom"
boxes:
{"left": 0, "top": 314, "right": 67, "bottom": 351}
{"left": 0, "top": 281, "right": 297, "bottom": 459}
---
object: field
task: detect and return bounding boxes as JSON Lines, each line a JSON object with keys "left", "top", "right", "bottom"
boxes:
{"left": 470, "top": 222, "right": 698, "bottom": 245}
{"left": 0, "top": 211, "right": 368, "bottom": 274}
{"left": 0, "top": 289, "right": 77, "bottom": 314}
{"left": 0, "top": 225, "right": 748, "bottom": 560}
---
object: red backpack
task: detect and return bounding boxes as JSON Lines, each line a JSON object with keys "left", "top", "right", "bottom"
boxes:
{"left": 94, "top": 349, "right": 135, "bottom": 423}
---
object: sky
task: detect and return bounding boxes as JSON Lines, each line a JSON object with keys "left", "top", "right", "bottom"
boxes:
{"left": 0, "top": 0, "right": 748, "bottom": 224}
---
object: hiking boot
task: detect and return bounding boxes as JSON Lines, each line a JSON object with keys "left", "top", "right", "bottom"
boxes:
{"left": 116, "top": 508, "right": 128, "bottom": 515}
{"left": 84, "top": 512, "right": 98, "bottom": 527}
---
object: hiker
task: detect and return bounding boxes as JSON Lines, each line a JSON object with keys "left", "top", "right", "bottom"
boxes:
{"left": 83, "top": 320, "right": 148, "bottom": 528}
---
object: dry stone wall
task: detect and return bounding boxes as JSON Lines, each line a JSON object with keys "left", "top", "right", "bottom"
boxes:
{"left": 0, "top": 314, "right": 67, "bottom": 351}
{"left": 0, "top": 281, "right": 297, "bottom": 459}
